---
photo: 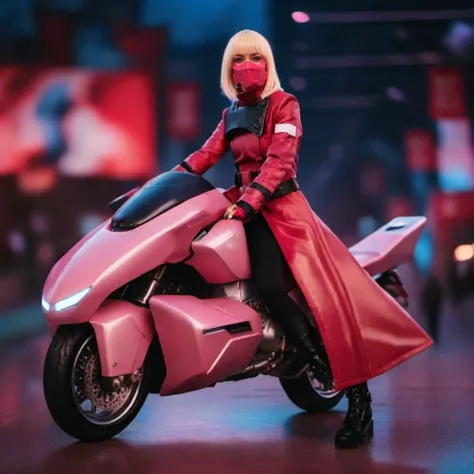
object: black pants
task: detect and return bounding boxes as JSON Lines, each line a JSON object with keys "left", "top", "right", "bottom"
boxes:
{"left": 244, "top": 213, "right": 307, "bottom": 335}
{"left": 244, "top": 213, "right": 333, "bottom": 382}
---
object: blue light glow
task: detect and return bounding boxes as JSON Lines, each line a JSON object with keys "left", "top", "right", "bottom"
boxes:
{"left": 414, "top": 230, "right": 433, "bottom": 275}
{"left": 140, "top": 0, "right": 270, "bottom": 46}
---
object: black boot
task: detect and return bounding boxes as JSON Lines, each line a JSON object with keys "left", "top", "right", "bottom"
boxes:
{"left": 280, "top": 311, "right": 334, "bottom": 392}
{"left": 335, "top": 382, "right": 373, "bottom": 449}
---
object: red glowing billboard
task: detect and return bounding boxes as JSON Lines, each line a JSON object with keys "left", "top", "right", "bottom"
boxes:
{"left": 0, "top": 67, "right": 156, "bottom": 179}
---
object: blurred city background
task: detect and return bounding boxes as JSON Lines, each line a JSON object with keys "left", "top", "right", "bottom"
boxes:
{"left": 0, "top": 0, "right": 474, "bottom": 341}
{"left": 1, "top": 2, "right": 474, "bottom": 473}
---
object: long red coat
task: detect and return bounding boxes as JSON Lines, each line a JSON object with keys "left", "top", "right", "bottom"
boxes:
{"left": 175, "top": 90, "right": 433, "bottom": 390}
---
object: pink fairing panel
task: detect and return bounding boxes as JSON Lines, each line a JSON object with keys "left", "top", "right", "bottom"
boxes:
{"left": 88, "top": 300, "right": 155, "bottom": 377}
{"left": 187, "top": 219, "right": 251, "bottom": 284}
{"left": 42, "top": 189, "right": 230, "bottom": 324}
{"left": 149, "top": 295, "right": 262, "bottom": 396}
{"left": 349, "top": 216, "right": 426, "bottom": 276}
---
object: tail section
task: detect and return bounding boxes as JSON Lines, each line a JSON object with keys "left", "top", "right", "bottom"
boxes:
{"left": 149, "top": 295, "right": 262, "bottom": 396}
{"left": 349, "top": 216, "right": 426, "bottom": 276}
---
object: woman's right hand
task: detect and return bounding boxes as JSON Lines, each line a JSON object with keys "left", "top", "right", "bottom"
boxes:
{"left": 224, "top": 204, "right": 238, "bottom": 219}
{"left": 224, "top": 204, "right": 247, "bottom": 220}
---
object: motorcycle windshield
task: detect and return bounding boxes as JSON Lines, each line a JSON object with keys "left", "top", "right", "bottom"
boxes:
{"left": 111, "top": 171, "right": 215, "bottom": 231}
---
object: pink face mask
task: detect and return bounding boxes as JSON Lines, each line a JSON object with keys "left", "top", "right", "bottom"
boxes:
{"left": 232, "top": 59, "right": 267, "bottom": 94}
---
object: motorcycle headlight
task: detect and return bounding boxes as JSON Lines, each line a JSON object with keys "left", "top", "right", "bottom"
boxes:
{"left": 42, "top": 287, "right": 92, "bottom": 312}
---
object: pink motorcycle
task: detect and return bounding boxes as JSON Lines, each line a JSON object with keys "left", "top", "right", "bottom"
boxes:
{"left": 42, "top": 171, "right": 426, "bottom": 441}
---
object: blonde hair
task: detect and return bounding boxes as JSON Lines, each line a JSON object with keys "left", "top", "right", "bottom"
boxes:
{"left": 220, "top": 29, "right": 282, "bottom": 101}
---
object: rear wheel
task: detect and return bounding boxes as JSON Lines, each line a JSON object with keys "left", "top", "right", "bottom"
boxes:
{"left": 43, "top": 325, "right": 150, "bottom": 442}
{"left": 280, "top": 371, "right": 344, "bottom": 412}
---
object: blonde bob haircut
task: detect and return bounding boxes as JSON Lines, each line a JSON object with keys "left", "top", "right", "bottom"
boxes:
{"left": 220, "top": 29, "right": 282, "bottom": 101}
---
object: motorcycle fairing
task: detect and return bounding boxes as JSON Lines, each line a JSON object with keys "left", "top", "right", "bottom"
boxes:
{"left": 187, "top": 219, "right": 251, "bottom": 284}
{"left": 43, "top": 189, "right": 230, "bottom": 325}
{"left": 149, "top": 295, "right": 262, "bottom": 395}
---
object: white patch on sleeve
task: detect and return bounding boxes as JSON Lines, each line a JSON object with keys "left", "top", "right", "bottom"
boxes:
{"left": 274, "top": 123, "right": 297, "bottom": 137}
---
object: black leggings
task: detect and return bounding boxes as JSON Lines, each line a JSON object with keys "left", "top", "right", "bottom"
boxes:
{"left": 245, "top": 214, "right": 331, "bottom": 370}
{"left": 244, "top": 213, "right": 304, "bottom": 329}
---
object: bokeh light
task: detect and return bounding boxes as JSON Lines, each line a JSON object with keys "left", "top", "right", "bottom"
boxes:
{"left": 291, "top": 11, "right": 310, "bottom": 23}
{"left": 454, "top": 244, "right": 474, "bottom": 262}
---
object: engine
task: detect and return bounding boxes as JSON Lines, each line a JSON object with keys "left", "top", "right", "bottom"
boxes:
{"left": 117, "top": 269, "right": 303, "bottom": 381}
{"left": 259, "top": 313, "right": 285, "bottom": 354}
{"left": 214, "top": 281, "right": 306, "bottom": 381}
{"left": 213, "top": 281, "right": 285, "bottom": 353}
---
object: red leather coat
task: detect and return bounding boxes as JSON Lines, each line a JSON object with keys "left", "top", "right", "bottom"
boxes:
{"left": 175, "top": 90, "right": 433, "bottom": 390}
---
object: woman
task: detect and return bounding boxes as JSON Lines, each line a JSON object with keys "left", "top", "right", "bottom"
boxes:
{"left": 172, "top": 30, "right": 433, "bottom": 449}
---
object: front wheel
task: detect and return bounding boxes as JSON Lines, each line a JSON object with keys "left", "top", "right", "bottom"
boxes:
{"left": 280, "top": 371, "right": 344, "bottom": 412}
{"left": 43, "top": 325, "right": 150, "bottom": 442}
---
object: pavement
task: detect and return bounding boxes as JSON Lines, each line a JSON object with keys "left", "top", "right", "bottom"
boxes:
{"left": 0, "top": 299, "right": 473, "bottom": 474}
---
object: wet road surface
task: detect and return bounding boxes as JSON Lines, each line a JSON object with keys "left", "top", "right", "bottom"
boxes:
{"left": 1, "top": 302, "right": 473, "bottom": 474}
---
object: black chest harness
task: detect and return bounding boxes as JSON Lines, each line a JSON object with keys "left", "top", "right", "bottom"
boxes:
{"left": 224, "top": 97, "right": 270, "bottom": 139}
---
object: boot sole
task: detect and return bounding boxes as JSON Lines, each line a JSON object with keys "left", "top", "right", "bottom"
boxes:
{"left": 335, "top": 419, "right": 374, "bottom": 449}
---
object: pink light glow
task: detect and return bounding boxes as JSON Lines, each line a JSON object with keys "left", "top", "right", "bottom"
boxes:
{"left": 292, "top": 11, "right": 310, "bottom": 23}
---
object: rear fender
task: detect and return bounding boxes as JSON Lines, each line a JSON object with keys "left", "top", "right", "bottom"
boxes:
{"left": 88, "top": 300, "right": 155, "bottom": 377}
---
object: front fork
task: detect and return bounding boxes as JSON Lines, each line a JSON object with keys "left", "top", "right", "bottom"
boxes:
{"left": 376, "top": 270, "right": 409, "bottom": 308}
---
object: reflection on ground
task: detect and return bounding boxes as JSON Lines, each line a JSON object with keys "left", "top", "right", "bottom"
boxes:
{"left": 0, "top": 299, "right": 473, "bottom": 474}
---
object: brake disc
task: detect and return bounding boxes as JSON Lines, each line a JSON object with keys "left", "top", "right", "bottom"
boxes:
{"left": 83, "top": 355, "right": 135, "bottom": 411}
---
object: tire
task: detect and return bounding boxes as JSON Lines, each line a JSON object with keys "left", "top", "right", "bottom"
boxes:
{"left": 280, "top": 371, "right": 344, "bottom": 412}
{"left": 43, "top": 324, "right": 151, "bottom": 442}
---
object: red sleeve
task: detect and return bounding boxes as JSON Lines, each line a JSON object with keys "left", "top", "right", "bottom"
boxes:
{"left": 172, "top": 109, "right": 229, "bottom": 175}
{"left": 236, "top": 94, "right": 302, "bottom": 212}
